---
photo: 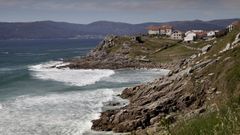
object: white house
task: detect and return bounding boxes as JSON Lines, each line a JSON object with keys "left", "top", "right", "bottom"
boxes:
{"left": 227, "top": 24, "right": 234, "bottom": 32}
{"left": 147, "top": 26, "right": 160, "bottom": 35}
{"left": 184, "top": 31, "right": 196, "bottom": 42}
{"left": 207, "top": 31, "right": 216, "bottom": 37}
{"left": 147, "top": 24, "right": 173, "bottom": 36}
{"left": 171, "top": 30, "right": 183, "bottom": 40}
{"left": 207, "top": 30, "right": 219, "bottom": 37}
{"left": 160, "top": 25, "right": 173, "bottom": 36}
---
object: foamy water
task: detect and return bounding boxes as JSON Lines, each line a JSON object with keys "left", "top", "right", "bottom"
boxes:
{"left": 0, "top": 89, "right": 114, "bottom": 135}
{"left": 0, "top": 60, "right": 169, "bottom": 135}
{"left": 29, "top": 61, "right": 115, "bottom": 86}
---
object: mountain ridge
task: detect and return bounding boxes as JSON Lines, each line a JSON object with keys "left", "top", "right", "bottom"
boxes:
{"left": 0, "top": 18, "right": 239, "bottom": 40}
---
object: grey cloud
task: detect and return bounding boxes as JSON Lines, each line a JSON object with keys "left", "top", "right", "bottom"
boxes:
{"left": 1, "top": 0, "right": 239, "bottom": 12}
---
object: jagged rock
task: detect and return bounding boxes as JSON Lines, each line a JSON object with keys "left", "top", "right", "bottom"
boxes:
{"left": 208, "top": 73, "right": 214, "bottom": 76}
{"left": 232, "top": 33, "right": 240, "bottom": 46}
{"left": 201, "top": 44, "right": 212, "bottom": 54}
{"left": 190, "top": 54, "right": 197, "bottom": 59}
{"left": 220, "top": 43, "right": 231, "bottom": 53}
{"left": 216, "top": 91, "right": 222, "bottom": 95}
{"left": 122, "top": 42, "right": 130, "bottom": 49}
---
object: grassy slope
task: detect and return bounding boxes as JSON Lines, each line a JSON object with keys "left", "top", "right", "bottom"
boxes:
{"left": 171, "top": 29, "right": 240, "bottom": 135}
{"left": 106, "top": 36, "right": 197, "bottom": 63}
{"left": 102, "top": 30, "right": 240, "bottom": 135}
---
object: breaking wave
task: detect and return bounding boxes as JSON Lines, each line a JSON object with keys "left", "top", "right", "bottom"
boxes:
{"left": 0, "top": 89, "right": 114, "bottom": 135}
{"left": 29, "top": 61, "right": 115, "bottom": 86}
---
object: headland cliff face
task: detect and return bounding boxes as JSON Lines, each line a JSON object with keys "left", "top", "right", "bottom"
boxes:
{"left": 61, "top": 27, "right": 240, "bottom": 134}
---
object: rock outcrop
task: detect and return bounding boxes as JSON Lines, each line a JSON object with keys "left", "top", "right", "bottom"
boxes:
{"left": 60, "top": 35, "right": 179, "bottom": 70}
{"left": 91, "top": 53, "right": 220, "bottom": 133}
{"left": 91, "top": 31, "right": 240, "bottom": 133}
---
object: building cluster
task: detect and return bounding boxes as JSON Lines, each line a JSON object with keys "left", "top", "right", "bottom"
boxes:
{"left": 146, "top": 21, "right": 240, "bottom": 42}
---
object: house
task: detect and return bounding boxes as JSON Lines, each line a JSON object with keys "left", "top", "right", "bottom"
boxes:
{"left": 146, "top": 26, "right": 161, "bottom": 35}
{"left": 207, "top": 30, "right": 219, "bottom": 38}
{"left": 171, "top": 30, "right": 183, "bottom": 40}
{"left": 227, "top": 24, "right": 234, "bottom": 32}
{"left": 146, "top": 24, "right": 173, "bottom": 36}
{"left": 159, "top": 25, "right": 173, "bottom": 36}
{"left": 196, "top": 31, "right": 207, "bottom": 39}
{"left": 232, "top": 20, "right": 240, "bottom": 29}
{"left": 216, "top": 29, "right": 228, "bottom": 38}
{"left": 207, "top": 31, "right": 216, "bottom": 37}
{"left": 184, "top": 31, "right": 196, "bottom": 42}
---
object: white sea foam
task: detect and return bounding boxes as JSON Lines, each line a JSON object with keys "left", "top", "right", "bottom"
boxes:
{"left": 103, "top": 68, "right": 170, "bottom": 83}
{"left": 0, "top": 89, "right": 114, "bottom": 135}
{"left": 29, "top": 61, "right": 115, "bottom": 86}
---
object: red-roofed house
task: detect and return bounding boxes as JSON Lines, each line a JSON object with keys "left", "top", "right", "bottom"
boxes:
{"left": 146, "top": 26, "right": 161, "bottom": 35}
{"left": 160, "top": 25, "right": 173, "bottom": 36}
{"left": 146, "top": 24, "right": 173, "bottom": 36}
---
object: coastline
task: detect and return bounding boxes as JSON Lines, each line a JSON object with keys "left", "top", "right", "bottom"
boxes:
{"left": 52, "top": 35, "right": 188, "bottom": 134}
{"left": 51, "top": 29, "right": 240, "bottom": 134}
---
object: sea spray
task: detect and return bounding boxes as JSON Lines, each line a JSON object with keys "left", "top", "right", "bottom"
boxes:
{"left": 0, "top": 89, "right": 114, "bottom": 135}
{"left": 29, "top": 61, "right": 115, "bottom": 87}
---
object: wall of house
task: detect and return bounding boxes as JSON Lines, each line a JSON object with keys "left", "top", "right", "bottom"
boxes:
{"left": 148, "top": 30, "right": 160, "bottom": 35}
{"left": 184, "top": 33, "right": 196, "bottom": 42}
{"left": 166, "top": 29, "right": 173, "bottom": 36}
{"left": 171, "top": 33, "right": 183, "bottom": 40}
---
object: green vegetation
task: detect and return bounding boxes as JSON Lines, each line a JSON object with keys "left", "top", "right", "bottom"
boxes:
{"left": 172, "top": 103, "right": 240, "bottom": 135}
{"left": 107, "top": 36, "right": 198, "bottom": 63}
{"left": 102, "top": 28, "right": 240, "bottom": 135}
{"left": 170, "top": 30, "right": 240, "bottom": 135}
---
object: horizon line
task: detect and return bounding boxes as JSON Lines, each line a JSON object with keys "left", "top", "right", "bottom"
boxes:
{"left": 0, "top": 17, "right": 239, "bottom": 25}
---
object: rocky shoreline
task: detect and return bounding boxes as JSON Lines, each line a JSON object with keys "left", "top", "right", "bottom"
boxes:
{"left": 91, "top": 58, "right": 208, "bottom": 134}
{"left": 58, "top": 35, "right": 180, "bottom": 70}
{"left": 90, "top": 31, "right": 240, "bottom": 134}
{"left": 55, "top": 30, "right": 240, "bottom": 134}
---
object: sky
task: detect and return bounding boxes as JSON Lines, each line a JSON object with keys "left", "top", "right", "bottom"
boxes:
{"left": 0, "top": 0, "right": 239, "bottom": 24}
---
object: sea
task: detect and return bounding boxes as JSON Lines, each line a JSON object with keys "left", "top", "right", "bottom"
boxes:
{"left": 0, "top": 39, "right": 169, "bottom": 135}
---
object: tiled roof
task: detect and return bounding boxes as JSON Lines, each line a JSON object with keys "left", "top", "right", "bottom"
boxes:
{"left": 146, "top": 26, "right": 161, "bottom": 30}
{"left": 160, "top": 24, "right": 173, "bottom": 29}
{"left": 232, "top": 20, "right": 240, "bottom": 27}
{"left": 146, "top": 24, "right": 173, "bottom": 30}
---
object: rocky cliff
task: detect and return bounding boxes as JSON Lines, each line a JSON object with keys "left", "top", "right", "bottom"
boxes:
{"left": 62, "top": 35, "right": 191, "bottom": 70}
{"left": 90, "top": 29, "right": 240, "bottom": 134}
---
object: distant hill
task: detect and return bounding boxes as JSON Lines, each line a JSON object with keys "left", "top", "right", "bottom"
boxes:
{"left": 0, "top": 18, "right": 239, "bottom": 40}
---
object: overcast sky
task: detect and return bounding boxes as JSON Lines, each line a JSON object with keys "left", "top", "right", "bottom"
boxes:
{"left": 0, "top": 0, "right": 239, "bottom": 24}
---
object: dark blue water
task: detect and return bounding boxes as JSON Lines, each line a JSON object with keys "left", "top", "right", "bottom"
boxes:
{"left": 0, "top": 39, "right": 100, "bottom": 99}
{"left": 0, "top": 39, "right": 169, "bottom": 135}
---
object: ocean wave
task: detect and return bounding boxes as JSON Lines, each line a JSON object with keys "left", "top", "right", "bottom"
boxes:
{"left": 29, "top": 61, "right": 115, "bottom": 87}
{"left": 103, "top": 68, "right": 170, "bottom": 83}
{"left": 0, "top": 89, "right": 114, "bottom": 135}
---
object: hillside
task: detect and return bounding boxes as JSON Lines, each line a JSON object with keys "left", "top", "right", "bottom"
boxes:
{"left": 62, "top": 35, "right": 198, "bottom": 70}
{"left": 0, "top": 18, "right": 239, "bottom": 40}
{"left": 79, "top": 27, "right": 240, "bottom": 134}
